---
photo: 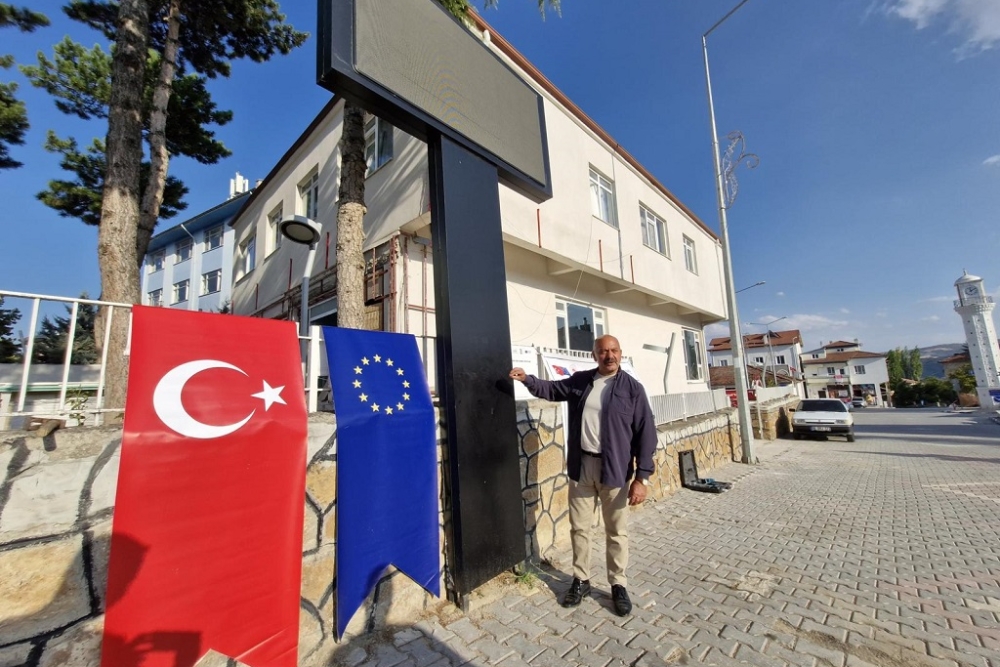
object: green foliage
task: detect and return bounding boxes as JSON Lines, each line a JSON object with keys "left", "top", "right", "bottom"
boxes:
{"left": 891, "top": 377, "right": 957, "bottom": 407}
{"left": 947, "top": 363, "right": 977, "bottom": 394}
{"left": 0, "top": 296, "right": 22, "bottom": 362}
{"left": 32, "top": 296, "right": 98, "bottom": 364}
{"left": 886, "top": 349, "right": 904, "bottom": 385}
{"left": 886, "top": 346, "right": 921, "bottom": 383}
{"left": 908, "top": 348, "right": 922, "bottom": 380}
{"left": 0, "top": 4, "right": 50, "bottom": 169}
{"left": 38, "top": 132, "right": 188, "bottom": 226}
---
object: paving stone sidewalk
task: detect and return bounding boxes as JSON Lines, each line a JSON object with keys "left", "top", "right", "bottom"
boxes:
{"left": 331, "top": 409, "right": 1000, "bottom": 667}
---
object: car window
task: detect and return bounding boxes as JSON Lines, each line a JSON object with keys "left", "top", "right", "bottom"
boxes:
{"left": 798, "top": 400, "right": 847, "bottom": 412}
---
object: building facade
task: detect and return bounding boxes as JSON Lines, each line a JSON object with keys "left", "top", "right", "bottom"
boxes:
{"left": 141, "top": 189, "right": 249, "bottom": 313}
{"left": 228, "top": 16, "right": 727, "bottom": 395}
{"left": 799, "top": 340, "right": 889, "bottom": 405}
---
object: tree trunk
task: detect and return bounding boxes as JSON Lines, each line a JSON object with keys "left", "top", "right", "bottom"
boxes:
{"left": 137, "top": 0, "right": 181, "bottom": 266}
{"left": 98, "top": 0, "right": 148, "bottom": 411}
{"left": 335, "top": 101, "right": 368, "bottom": 330}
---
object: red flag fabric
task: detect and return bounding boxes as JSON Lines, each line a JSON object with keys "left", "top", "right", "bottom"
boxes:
{"left": 101, "top": 307, "right": 307, "bottom": 667}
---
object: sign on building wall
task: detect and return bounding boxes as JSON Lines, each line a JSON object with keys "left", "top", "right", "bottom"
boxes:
{"left": 511, "top": 345, "right": 539, "bottom": 401}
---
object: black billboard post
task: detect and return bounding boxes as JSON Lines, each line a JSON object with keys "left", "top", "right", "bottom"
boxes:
{"left": 318, "top": 0, "right": 551, "bottom": 596}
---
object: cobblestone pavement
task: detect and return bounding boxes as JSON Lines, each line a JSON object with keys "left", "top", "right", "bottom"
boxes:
{"left": 335, "top": 409, "right": 1000, "bottom": 667}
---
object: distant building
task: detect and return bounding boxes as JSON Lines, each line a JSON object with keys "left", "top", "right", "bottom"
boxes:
{"left": 140, "top": 177, "right": 251, "bottom": 313}
{"left": 708, "top": 329, "right": 804, "bottom": 392}
{"left": 952, "top": 271, "right": 1000, "bottom": 409}
{"left": 939, "top": 351, "right": 971, "bottom": 379}
{"left": 799, "top": 340, "right": 889, "bottom": 406}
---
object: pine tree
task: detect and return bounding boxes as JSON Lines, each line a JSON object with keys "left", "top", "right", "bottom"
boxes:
{"left": 0, "top": 296, "right": 22, "bottom": 362}
{"left": 0, "top": 4, "right": 49, "bottom": 169}
{"left": 31, "top": 297, "right": 98, "bottom": 364}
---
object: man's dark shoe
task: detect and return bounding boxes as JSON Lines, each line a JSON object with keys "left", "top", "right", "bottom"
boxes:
{"left": 611, "top": 584, "right": 632, "bottom": 616}
{"left": 561, "top": 578, "right": 591, "bottom": 607}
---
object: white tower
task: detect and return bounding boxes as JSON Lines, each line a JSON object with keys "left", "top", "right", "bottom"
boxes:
{"left": 953, "top": 271, "right": 1000, "bottom": 409}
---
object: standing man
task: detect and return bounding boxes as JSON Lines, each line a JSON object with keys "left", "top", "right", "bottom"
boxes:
{"left": 509, "top": 335, "right": 656, "bottom": 616}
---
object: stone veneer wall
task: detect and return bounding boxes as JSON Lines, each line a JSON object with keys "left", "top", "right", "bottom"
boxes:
{"left": 749, "top": 396, "right": 799, "bottom": 441}
{"left": 513, "top": 400, "right": 741, "bottom": 567}
{"left": 1, "top": 403, "right": 742, "bottom": 667}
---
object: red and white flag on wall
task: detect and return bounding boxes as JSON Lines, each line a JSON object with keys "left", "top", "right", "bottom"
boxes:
{"left": 101, "top": 306, "right": 307, "bottom": 667}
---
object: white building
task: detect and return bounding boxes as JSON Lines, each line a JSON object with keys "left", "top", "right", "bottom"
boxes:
{"left": 953, "top": 271, "right": 1000, "bottom": 409}
{"left": 141, "top": 183, "right": 250, "bottom": 313}
{"left": 799, "top": 340, "right": 889, "bottom": 405}
{"left": 228, "top": 16, "right": 727, "bottom": 395}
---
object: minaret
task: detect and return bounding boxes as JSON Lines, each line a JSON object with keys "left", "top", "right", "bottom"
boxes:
{"left": 953, "top": 271, "right": 1000, "bottom": 409}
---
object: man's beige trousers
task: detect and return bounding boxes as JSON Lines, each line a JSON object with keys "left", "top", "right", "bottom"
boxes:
{"left": 568, "top": 455, "right": 630, "bottom": 586}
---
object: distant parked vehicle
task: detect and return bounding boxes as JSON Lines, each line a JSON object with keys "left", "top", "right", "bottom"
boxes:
{"left": 791, "top": 399, "right": 855, "bottom": 442}
{"left": 851, "top": 397, "right": 866, "bottom": 409}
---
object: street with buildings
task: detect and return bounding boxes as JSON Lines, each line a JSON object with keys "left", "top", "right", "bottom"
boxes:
{"left": 328, "top": 408, "right": 1000, "bottom": 667}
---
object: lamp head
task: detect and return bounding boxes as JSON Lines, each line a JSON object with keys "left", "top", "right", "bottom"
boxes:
{"left": 279, "top": 215, "right": 322, "bottom": 246}
{"left": 642, "top": 343, "right": 670, "bottom": 354}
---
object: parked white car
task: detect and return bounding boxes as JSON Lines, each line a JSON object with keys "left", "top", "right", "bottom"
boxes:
{"left": 791, "top": 399, "right": 855, "bottom": 442}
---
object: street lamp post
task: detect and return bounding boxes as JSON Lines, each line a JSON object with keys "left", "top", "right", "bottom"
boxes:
{"left": 703, "top": 0, "right": 757, "bottom": 464}
{"left": 279, "top": 215, "right": 323, "bottom": 358}
{"left": 736, "top": 280, "right": 765, "bottom": 294}
{"left": 748, "top": 317, "right": 788, "bottom": 386}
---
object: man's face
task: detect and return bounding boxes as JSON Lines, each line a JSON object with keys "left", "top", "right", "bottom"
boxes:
{"left": 593, "top": 337, "right": 622, "bottom": 376}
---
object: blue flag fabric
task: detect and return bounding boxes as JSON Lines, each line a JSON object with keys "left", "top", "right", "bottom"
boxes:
{"left": 322, "top": 327, "right": 440, "bottom": 637}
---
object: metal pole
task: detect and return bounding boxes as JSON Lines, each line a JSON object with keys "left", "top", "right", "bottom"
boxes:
{"left": 301, "top": 242, "right": 318, "bottom": 360}
{"left": 703, "top": 19, "right": 754, "bottom": 464}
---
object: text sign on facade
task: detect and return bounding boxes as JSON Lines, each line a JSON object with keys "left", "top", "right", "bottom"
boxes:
{"left": 318, "top": 0, "right": 551, "bottom": 199}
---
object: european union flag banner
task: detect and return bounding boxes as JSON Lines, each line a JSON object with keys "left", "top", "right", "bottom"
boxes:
{"left": 322, "top": 327, "right": 440, "bottom": 637}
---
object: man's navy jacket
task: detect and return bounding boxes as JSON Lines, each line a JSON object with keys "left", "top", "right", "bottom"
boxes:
{"left": 523, "top": 369, "right": 657, "bottom": 488}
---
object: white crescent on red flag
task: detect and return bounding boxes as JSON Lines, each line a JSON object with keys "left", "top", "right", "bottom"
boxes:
{"left": 102, "top": 306, "right": 307, "bottom": 667}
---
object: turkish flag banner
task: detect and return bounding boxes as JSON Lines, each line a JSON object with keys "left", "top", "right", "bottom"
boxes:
{"left": 101, "top": 307, "right": 307, "bottom": 667}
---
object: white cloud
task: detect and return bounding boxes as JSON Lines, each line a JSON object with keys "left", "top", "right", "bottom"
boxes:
{"left": 840, "top": 307, "right": 851, "bottom": 314}
{"left": 876, "top": 311, "right": 889, "bottom": 318}
{"left": 984, "top": 155, "right": 1000, "bottom": 167}
{"left": 922, "top": 295, "right": 954, "bottom": 302}
{"left": 776, "top": 291, "right": 786, "bottom": 297}
{"left": 705, "top": 322, "right": 730, "bottom": 340}
{"left": 885, "top": 0, "right": 1000, "bottom": 54}
{"left": 921, "top": 315, "right": 942, "bottom": 322}
{"left": 784, "top": 313, "right": 851, "bottom": 332}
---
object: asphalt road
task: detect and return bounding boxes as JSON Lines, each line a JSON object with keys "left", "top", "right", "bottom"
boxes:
{"left": 328, "top": 408, "right": 1000, "bottom": 667}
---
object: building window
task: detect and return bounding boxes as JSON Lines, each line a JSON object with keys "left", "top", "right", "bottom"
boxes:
{"left": 202, "top": 269, "right": 222, "bottom": 295}
{"left": 640, "top": 205, "right": 668, "bottom": 256}
{"left": 237, "top": 233, "right": 256, "bottom": 279}
{"left": 204, "top": 225, "right": 223, "bottom": 251}
{"left": 148, "top": 289, "right": 162, "bottom": 307}
{"left": 298, "top": 169, "right": 319, "bottom": 220}
{"left": 149, "top": 249, "right": 165, "bottom": 273}
{"left": 268, "top": 203, "right": 284, "bottom": 254}
{"left": 175, "top": 238, "right": 193, "bottom": 263}
{"left": 555, "top": 299, "right": 606, "bottom": 352}
{"left": 589, "top": 167, "right": 617, "bottom": 228}
{"left": 683, "top": 329, "right": 704, "bottom": 381}
{"left": 753, "top": 356, "right": 765, "bottom": 365}
{"left": 854, "top": 365, "right": 866, "bottom": 374}
{"left": 364, "top": 115, "right": 394, "bottom": 173}
{"left": 826, "top": 367, "right": 836, "bottom": 376}
{"left": 776, "top": 355, "right": 786, "bottom": 365}
{"left": 719, "top": 359, "right": 728, "bottom": 366}
{"left": 683, "top": 235, "right": 698, "bottom": 274}
{"left": 172, "top": 279, "right": 189, "bottom": 304}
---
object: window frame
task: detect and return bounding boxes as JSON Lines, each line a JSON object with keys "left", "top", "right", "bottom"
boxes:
{"left": 297, "top": 169, "right": 319, "bottom": 221}
{"left": 854, "top": 365, "right": 866, "bottom": 374}
{"left": 204, "top": 225, "right": 224, "bottom": 251}
{"left": 682, "top": 329, "right": 704, "bottom": 382}
{"left": 364, "top": 114, "right": 394, "bottom": 174}
{"left": 682, "top": 235, "right": 698, "bottom": 274}
{"left": 172, "top": 279, "right": 190, "bottom": 304}
{"left": 555, "top": 298, "right": 607, "bottom": 353}
{"left": 268, "top": 203, "right": 284, "bottom": 255}
{"left": 149, "top": 249, "right": 166, "bottom": 273}
{"left": 237, "top": 233, "right": 257, "bottom": 280}
{"left": 826, "top": 367, "right": 836, "bottom": 376}
{"left": 589, "top": 167, "right": 618, "bottom": 228}
{"left": 148, "top": 289, "right": 162, "bottom": 307}
{"left": 639, "top": 204, "right": 669, "bottom": 256}
{"left": 776, "top": 354, "right": 786, "bottom": 365}
{"left": 175, "top": 237, "right": 193, "bottom": 264}
{"left": 201, "top": 269, "right": 222, "bottom": 296}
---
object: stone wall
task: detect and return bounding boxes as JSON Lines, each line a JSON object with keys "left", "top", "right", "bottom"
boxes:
{"left": 749, "top": 395, "right": 799, "bottom": 441}
{"left": 1, "top": 403, "right": 742, "bottom": 666}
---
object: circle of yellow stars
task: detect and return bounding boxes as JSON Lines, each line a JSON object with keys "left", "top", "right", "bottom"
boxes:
{"left": 352, "top": 353, "right": 412, "bottom": 416}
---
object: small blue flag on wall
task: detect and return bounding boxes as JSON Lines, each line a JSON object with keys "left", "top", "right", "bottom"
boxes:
{"left": 322, "top": 327, "right": 440, "bottom": 638}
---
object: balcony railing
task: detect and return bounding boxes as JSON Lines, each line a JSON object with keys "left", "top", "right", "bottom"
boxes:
{"left": 955, "top": 295, "right": 994, "bottom": 308}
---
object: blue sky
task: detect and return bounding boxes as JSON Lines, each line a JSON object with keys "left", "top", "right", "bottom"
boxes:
{"left": 2, "top": 0, "right": 998, "bottom": 353}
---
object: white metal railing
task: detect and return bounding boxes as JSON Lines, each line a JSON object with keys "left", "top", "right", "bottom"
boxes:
{"left": 0, "top": 290, "right": 328, "bottom": 430}
{"left": 649, "top": 388, "right": 728, "bottom": 425}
